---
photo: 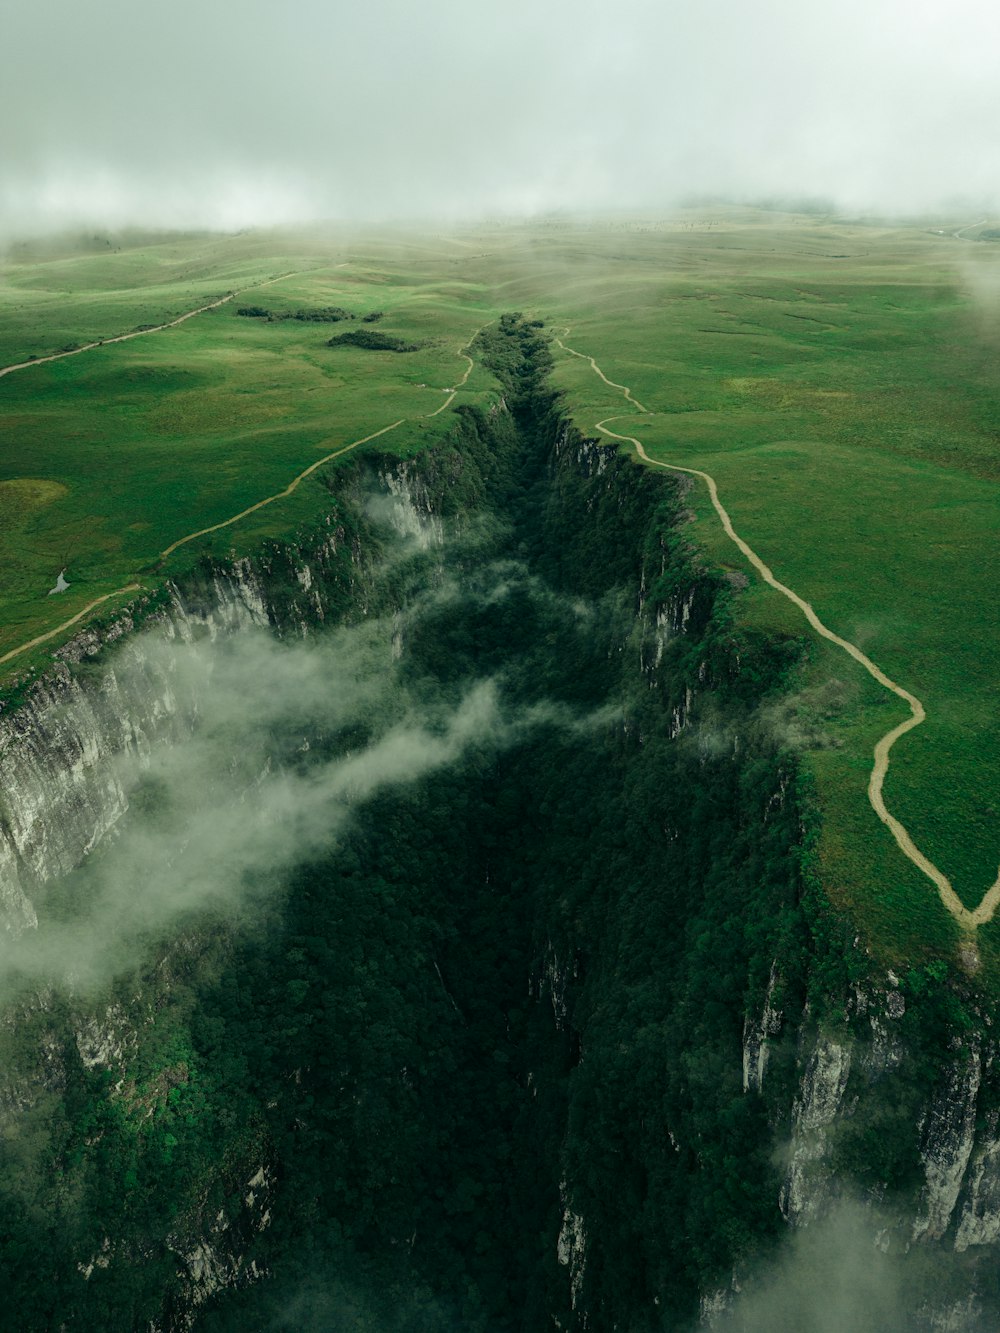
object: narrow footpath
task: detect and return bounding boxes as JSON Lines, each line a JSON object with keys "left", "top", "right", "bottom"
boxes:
{"left": 0, "top": 271, "right": 299, "bottom": 380}
{"left": 0, "top": 325, "right": 482, "bottom": 674}
{"left": 555, "top": 330, "right": 1000, "bottom": 933}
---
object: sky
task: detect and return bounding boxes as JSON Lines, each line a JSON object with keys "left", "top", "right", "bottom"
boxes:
{"left": 2, "top": 0, "right": 1000, "bottom": 234}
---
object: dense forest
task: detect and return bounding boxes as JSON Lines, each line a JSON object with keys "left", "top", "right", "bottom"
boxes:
{"left": 326, "top": 328, "right": 423, "bottom": 352}
{"left": 1, "top": 316, "right": 816, "bottom": 1329}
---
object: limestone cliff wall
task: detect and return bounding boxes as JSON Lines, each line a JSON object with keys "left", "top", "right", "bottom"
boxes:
{"left": 0, "top": 411, "right": 995, "bottom": 1330}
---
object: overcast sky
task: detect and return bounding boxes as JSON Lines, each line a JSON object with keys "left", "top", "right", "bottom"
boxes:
{"left": 3, "top": 0, "right": 999, "bottom": 235}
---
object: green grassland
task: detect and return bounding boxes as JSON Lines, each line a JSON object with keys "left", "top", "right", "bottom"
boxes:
{"left": 0, "top": 228, "right": 499, "bottom": 671}
{"left": 499, "top": 211, "right": 1000, "bottom": 967}
{"left": 2, "top": 211, "right": 999, "bottom": 973}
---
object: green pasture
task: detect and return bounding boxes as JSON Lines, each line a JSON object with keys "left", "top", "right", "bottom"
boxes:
{"left": 0, "top": 230, "right": 312, "bottom": 368}
{"left": 2, "top": 211, "right": 999, "bottom": 974}
{"left": 519, "top": 211, "right": 1000, "bottom": 965}
{"left": 0, "top": 230, "right": 498, "bottom": 667}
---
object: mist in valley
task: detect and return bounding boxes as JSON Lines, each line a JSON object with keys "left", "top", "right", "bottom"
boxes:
{"left": 4, "top": 22, "right": 999, "bottom": 1313}
{"left": 0, "top": 527, "right": 623, "bottom": 1003}
{"left": 710, "top": 1200, "right": 992, "bottom": 1333}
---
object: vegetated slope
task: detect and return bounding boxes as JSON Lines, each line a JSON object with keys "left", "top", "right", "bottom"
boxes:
{"left": 4, "top": 216, "right": 996, "bottom": 968}
{"left": 524, "top": 213, "right": 1000, "bottom": 965}
{"left": 187, "top": 320, "right": 1000, "bottom": 1333}
{"left": 0, "top": 233, "right": 494, "bottom": 679}
{"left": 5, "top": 313, "right": 1000, "bottom": 1332}
{"left": 570, "top": 350, "right": 992, "bottom": 937}
{"left": 0, "top": 317, "right": 807, "bottom": 1329}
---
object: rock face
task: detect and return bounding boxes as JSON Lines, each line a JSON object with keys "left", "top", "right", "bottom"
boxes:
{"left": 0, "top": 458, "right": 457, "bottom": 1327}
{"left": 2, "top": 403, "right": 999, "bottom": 1330}
{"left": 377, "top": 463, "right": 444, "bottom": 550}
{"left": 557, "top": 1181, "right": 588, "bottom": 1315}
{"left": 0, "top": 473, "right": 445, "bottom": 936}
{"left": 742, "top": 963, "right": 782, "bottom": 1095}
{"left": 723, "top": 952, "right": 1000, "bottom": 1330}
{"left": 914, "top": 1046, "right": 983, "bottom": 1244}
{"left": 0, "top": 566, "right": 269, "bottom": 935}
{"left": 781, "top": 1030, "right": 853, "bottom": 1223}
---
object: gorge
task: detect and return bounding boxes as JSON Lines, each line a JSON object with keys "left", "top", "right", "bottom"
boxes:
{"left": 0, "top": 316, "right": 996, "bottom": 1331}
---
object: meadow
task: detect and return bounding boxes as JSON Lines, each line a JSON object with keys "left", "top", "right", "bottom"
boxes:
{"left": 500, "top": 211, "right": 1000, "bottom": 964}
{"left": 2, "top": 210, "right": 998, "bottom": 970}
{"left": 0, "top": 227, "right": 498, "bottom": 672}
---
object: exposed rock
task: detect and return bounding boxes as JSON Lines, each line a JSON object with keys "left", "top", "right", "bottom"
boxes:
{"left": 557, "top": 1181, "right": 587, "bottom": 1313}
{"left": 378, "top": 465, "right": 445, "bottom": 550}
{"left": 913, "top": 1046, "right": 982, "bottom": 1243}
{"left": 955, "top": 1107, "right": 1000, "bottom": 1250}
{"left": 781, "top": 1029, "right": 852, "bottom": 1223}
{"left": 0, "top": 539, "right": 359, "bottom": 935}
{"left": 743, "top": 962, "right": 783, "bottom": 1093}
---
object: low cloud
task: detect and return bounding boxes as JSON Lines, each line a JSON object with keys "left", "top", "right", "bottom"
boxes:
{"left": 711, "top": 1201, "right": 986, "bottom": 1332}
{"left": 0, "top": 622, "right": 498, "bottom": 993}
{"left": 2, "top": 559, "right": 618, "bottom": 997}
{"left": 5, "top": 0, "right": 1000, "bottom": 236}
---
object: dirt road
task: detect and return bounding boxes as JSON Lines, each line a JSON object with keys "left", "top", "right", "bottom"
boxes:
{"left": 157, "top": 420, "right": 406, "bottom": 561}
{"left": 0, "top": 324, "right": 483, "bottom": 671}
{"left": 423, "top": 329, "right": 481, "bottom": 418}
{"left": 555, "top": 330, "right": 997, "bottom": 932}
{"left": 0, "top": 585, "right": 143, "bottom": 668}
{"left": 0, "top": 271, "right": 298, "bottom": 380}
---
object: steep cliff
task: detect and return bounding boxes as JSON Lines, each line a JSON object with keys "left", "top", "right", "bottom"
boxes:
{"left": 0, "top": 317, "right": 996, "bottom": 1331}
{"left": 0, "top": 527, "right": 374, "bottom": 938}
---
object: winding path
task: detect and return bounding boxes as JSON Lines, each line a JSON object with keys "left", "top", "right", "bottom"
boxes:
{"left": 422, "top": 329, "right": 481, "bottom": 418}
{"left": 0, "top": 321, "right": 483, "bottom": 673}
{"left": 553, "top": 332, "right": 649, "bottom": 412}
{"left": 0, "top": 585, "right": 143, "bottom": 669}
{"left": 160, "top": 321, "right": 486, "bottom": 559}
{"left": 953, "top": 218, "right": 988, "bottom": 241}
{"left": 158, "top": 420, "right": 406, "bottom": 561}
{"left": 0, "top": 271, "right": 299, "bottom": 380}
{"left": 557, "top": 330, "right": 999, "bottom": 932}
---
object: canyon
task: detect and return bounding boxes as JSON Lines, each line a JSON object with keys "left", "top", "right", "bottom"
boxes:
{"left": 0, "top": 319, "right": 995, "bottom": 1331}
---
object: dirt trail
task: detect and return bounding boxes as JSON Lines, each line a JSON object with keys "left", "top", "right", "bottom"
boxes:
{"left": 0, "top": 323, "right": 483, "bottom": 671}
{"left": 556, "top": 330, "right": 999, "bottom": 931}
{"left": 158, "top": 420, "right": 406, "bottom": 561}
{"left": 0, "top": 585, "right": 143, "bottom": 668}
{"left": 422, "top": 329, "right": 481, "bottom": 418}
{"left": 162, "top": 325, "right": 482, "bottom": 551}
{"left": 953, "top": 218, "right": 988, "bottom": 241}
{"left": 160, "top": 329, "right": 484, "bottom": 562}
{"left": 554, "top": 330, "right": 649, "bottom": 412}
{"left": 0, "top": 271, "right": 299, "bottom": 381}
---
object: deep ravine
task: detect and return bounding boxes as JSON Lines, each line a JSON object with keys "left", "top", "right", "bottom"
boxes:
{"left": 0, "top": 317, "right": 998, "bottom": 1332}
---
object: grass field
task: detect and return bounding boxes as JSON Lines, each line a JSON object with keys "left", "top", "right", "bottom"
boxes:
{"left": 499, "top": 211, "right": 1000, "bottom": 968}
{"left": 0, "top": 227, "right": 498, "bottom": 671}
{"left": 2, "top": 210, "right": 998, "bottom": 974}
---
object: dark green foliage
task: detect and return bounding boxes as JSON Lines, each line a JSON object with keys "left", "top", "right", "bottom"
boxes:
{"left": 238, "top": 306, "right": 354, "bottom": 322}
{"left": 0, "top": 315, "right": 817, "bottom": 1330}
{"left": 287, "top": 307, "right": 353, "bottom": 323}
{"left": 44, "top": 310, "right": 989, "bottom": 1330}
{"left": 473, "top": 315, "right": 557, "bottom": 424}
{"left": 193, "top": 317, "right": 809, "bottom": 1328}
{"left": 326, "top": 329, "right": 422, "bottom": 352}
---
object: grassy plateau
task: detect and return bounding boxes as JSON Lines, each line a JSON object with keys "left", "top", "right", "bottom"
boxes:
{"left": 2, "top": 210, "right": 998, "bottom": 976}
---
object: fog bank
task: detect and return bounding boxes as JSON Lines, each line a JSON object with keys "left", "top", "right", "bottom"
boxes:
{"left": 4, "top": 0, "right": 1000, "bottom": 236}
